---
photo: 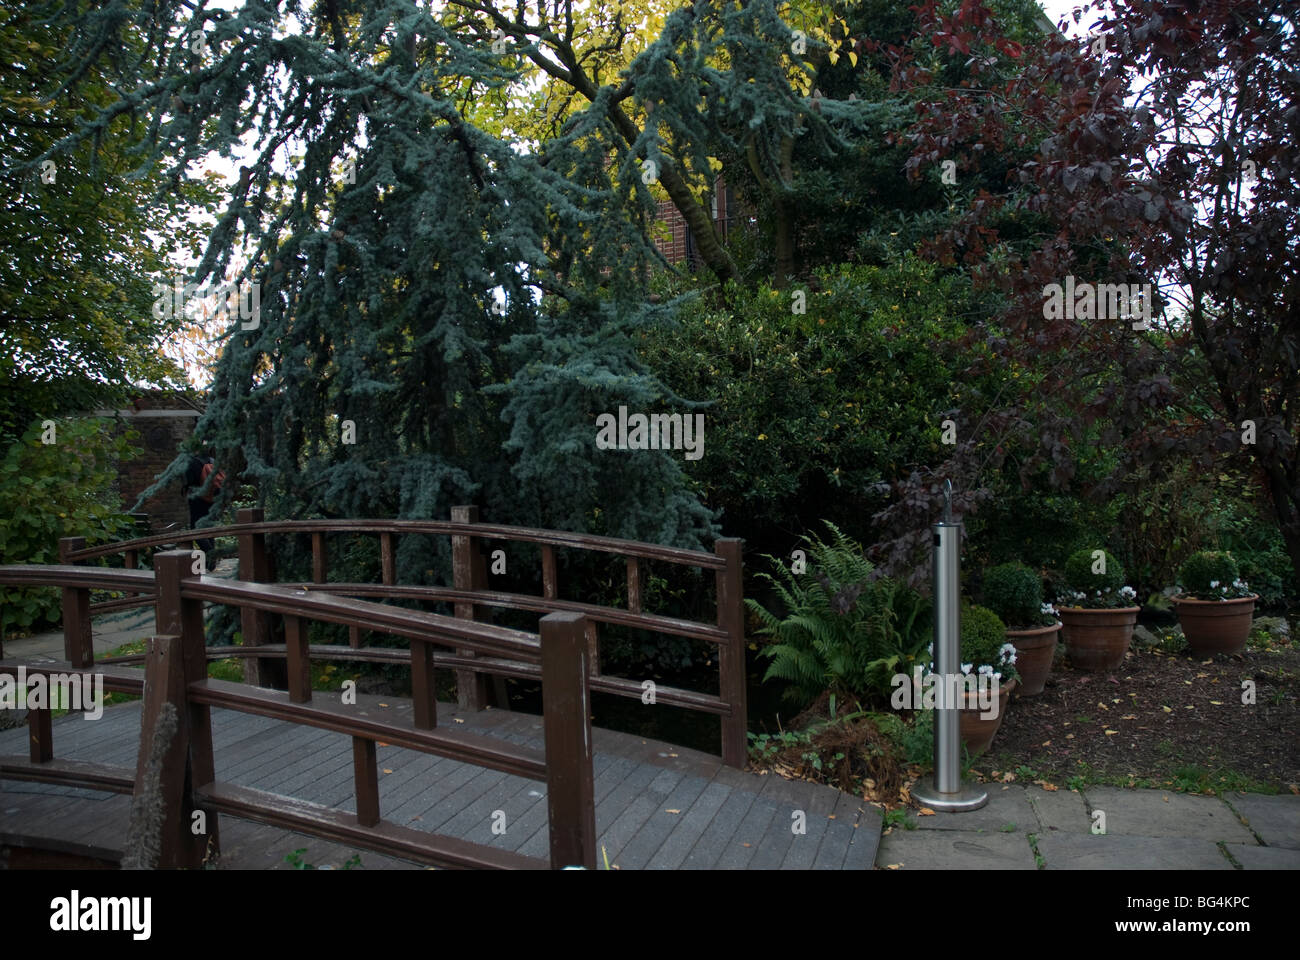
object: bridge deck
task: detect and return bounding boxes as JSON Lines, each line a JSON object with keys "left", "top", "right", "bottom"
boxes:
{"left": 0, "top": 694, "right": 882, "bottom": 870}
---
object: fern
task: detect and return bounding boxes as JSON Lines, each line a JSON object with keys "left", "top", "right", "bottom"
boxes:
{"left": 746, "top": 522, "right": 932, "bottom": 707}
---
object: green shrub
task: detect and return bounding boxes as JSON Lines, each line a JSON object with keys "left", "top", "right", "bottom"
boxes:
{"left": 1177, "top": 551, "right": 1250, "bottom": 601}
{"left": 0, "top": 418, "right": 136, "bottom": 637}
{"left": 982, "top": 562, "right": 1046, "bottom": 628}
{"left": 960, "top": 604, "right": 1018, "bottom": 684}
{"left": 746, "top": 521, "right": 931, "bottom": 706}
{"left": 1061, "top": 548, "right": 1135, "bottom": 608}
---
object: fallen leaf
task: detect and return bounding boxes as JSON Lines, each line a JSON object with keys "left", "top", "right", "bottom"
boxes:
{"left": 379, "top": 702, "right": 389, "bottom": 707}
{"left": 1196, "top": 672, "right": 1209, "bottom": 679}
{"left": 454, "top": 718, "right": 465, "bottom": 723}
{"left": 1121, "top": 715, "right": 1138, "bottom": 720}
{"left": 1162, "top": 705, "right": 1173, "bottom": 713}
{"left": 918, "top": 807, "right": 936, "bottom": 816}
{"left": 885, "top": 863, "right": 903, "bottom": 870}
{"left": 377, "top": 741, "right": 389, "bottom": 747}
{"left": 665, "top": 809, "right": 681, "bottom": 814}
{"left": 742, "top": 842, "right": 751, "bottom": 847}
{"left": 1104, "top": 730, "right": 1118, "bottom": 735}
{"left": 1066, "top": 733, "right": 1075, "bottom": 740}
{"left": 1040, "top": 741, "right": 1052, "bottom": 747}
{"left": 828, "top": 814, "right": 836, "bottom": 819}
{"left": 1162, "top": 795, "right": 1169, "bottom": 802}
{"left": 382, "top": 768, "right": 392, "bottom": 774}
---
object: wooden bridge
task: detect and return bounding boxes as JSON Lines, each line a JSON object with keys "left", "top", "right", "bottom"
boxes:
{"left": 0, "top": 511, "right": 883, "bottom": 869}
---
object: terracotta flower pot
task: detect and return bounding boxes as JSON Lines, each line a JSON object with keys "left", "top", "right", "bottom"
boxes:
{"left": 1058, "top": 606, "right": 1139, "bottom": 672}
{"left": 1005, "top": 622, "right": 1061, "bottom": 696}
{"left": 1174, "top": 594, "right": 1257, "bottom": 656}
{"left": 958, "top": 677, "right": 1016, "bottom": 756}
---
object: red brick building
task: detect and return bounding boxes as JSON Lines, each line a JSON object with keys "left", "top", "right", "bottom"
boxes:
{"left": 652, "top": 177, "right": 745, "bottom": 268}
{"left": 94, "top": 390, "right": 204, "bottom": 530}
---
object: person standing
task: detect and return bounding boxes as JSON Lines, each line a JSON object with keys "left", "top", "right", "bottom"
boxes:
{"left": 185, "top": 454, "right": 225, "bottom": 554}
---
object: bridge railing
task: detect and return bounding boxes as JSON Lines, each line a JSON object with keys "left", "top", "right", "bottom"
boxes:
{"left": 59, "top": 507, "right": 748, "bottom": 767}
{"left": 0, "top": 557, "right": 596, "bottom": 869}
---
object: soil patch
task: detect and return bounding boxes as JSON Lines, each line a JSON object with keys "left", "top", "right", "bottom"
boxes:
{"left": 983, "top": 638, "right": 1300, "bottom": 791}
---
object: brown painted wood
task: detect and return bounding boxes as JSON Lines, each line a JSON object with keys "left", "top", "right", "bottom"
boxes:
{"left": 281, "top": 582, "right": 727, "bottom": 644}
{"left": 349, "top": 625, "right": 361, "bottom": 649}
{"left": 352, "top": 737, "right": 380, "bottom": 827}
{"left": 236, "top": 507, "right": 279, "bottom": 687}
{"left": 451, "top": 506, "right": 489, "bottom": 712}
{"left": 312, "top": 533, "right": 327, "bottom": 583}
{"left": 540, "top": 612, "right": 597, "bottom": 870}
{"left": 627, "top": 557, "right": 642, "bottom": 614}
{"left": 380, "top": 532, "right": 395, "bottom": 585}
{"left": 285, "top": 615, "right": 311, "bottom": 703}
{"left": 65, "top": 519, "right": 727, "bottom": 570}
{"left": 153, "top": 552, "right": 221, "bottom": 860}
{"left": 195, "top": 781, "right": 547, "bottom": 869}
{"left": 28, "top": 706, "right": 52, "bottom": 763}
{"left": 125, "top": 549, "right": 138, "bottom": 570}
{"left": 541, "top": 544, "right": 557, "bottom": 599}
{"left": 188, "top": 679, "right": 547, "bottom": 780}
{"left": 134, "top": 633, "right": 209, "bottom": 868}
{"left": 62, "top": 586, "right": 92, "bottom": 668}
{"left": 410, "top": 639, "right": 437, "bottom": 730}
{"left": 0, "top": 756, "right": 135, "bottom": 794}
{"left": 714, "top": 538, "right": 747, "bottom": 769}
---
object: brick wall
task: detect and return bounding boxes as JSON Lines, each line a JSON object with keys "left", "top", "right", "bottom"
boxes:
{"left": 105, "top": 392, "right": 203, "bottom": 531}
{"left": 652, "top": 177, "right": 741, "bottom": 268}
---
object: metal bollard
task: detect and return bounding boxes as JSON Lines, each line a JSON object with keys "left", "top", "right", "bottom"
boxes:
{"left": 914, "top": 481, "right": 987, "bottom": 812}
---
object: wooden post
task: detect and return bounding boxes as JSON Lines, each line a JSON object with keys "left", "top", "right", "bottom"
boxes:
{"left": 715, "top": 538, "right": 748, "bottom": 769}
{"left": 541, "top": 545, "right": 557, "bottom": 599}
{"left": 451, "top": 506, "right": 489, "bottom": 711}
{"left": 134, "top": 634, "right": 207, "bottom": 867}
{"left": 153, "top": 553, "right": 221, "bottom": 865}
{"left": 352, "top": 737, "right": 380, "bottom": 828}
{"left": 312, "top": 532, "right": 327, "bottom": 584}
{"left": 28, "top": 698, "right": 52, "bottom": 763}
{"left": 410, "top": 639, "right": 437, "bottom": 730}
{"left": 380, "top": 532, "right": 395, "bottom": 585}
{"left": 236, "top": 507, "right": 282, "bottom": 688}
{"left": 541, "top": 612, "right": 596, "bottom": 870}
{"left": 58, "top": 537, "right": 92, "bottom": 667}
{"left": 285, "top": 615, "right": 311, "bottom": 704}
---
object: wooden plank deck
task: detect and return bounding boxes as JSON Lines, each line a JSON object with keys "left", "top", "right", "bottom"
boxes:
{"left": 0, "top": 694, "right": 882, "bottom": 869}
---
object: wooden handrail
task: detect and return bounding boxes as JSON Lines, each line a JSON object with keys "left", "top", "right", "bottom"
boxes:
{"left": 62, "top": 518, "right": 727, "bottom": 569}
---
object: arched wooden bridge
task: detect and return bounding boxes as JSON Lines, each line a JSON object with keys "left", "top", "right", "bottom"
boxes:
{"left": 0, "top": 510, "right": 882, "bottom": 869}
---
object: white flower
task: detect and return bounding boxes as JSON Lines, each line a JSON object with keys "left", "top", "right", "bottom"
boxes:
{"left": 1041, "top": 602, "right": 1056, "bottom": 615}
{"left": 993, "top": 672, "right": 1002, "bottom": 681}
{"left": 978, "top": 664, "right": 994, "bottom": 676}
{"left": 1210, "top": 580, "right": 1219, "bottom": 588}
{"left": 999, "top": 642, "right": 1017, "bottom": 659}
{"left": 961, "top": 663, "right": 972, "bottom": 675}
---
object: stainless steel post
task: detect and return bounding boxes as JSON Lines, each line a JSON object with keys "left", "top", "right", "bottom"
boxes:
{"left": 914, "top": 481, "right": 987, "bottom": 812}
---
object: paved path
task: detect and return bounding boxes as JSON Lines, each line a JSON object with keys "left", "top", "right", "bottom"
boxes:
{"left": 877, "top": 782, "right": 1300, "bottom": 870}
{"left": 0, "top": 693, "right": 882, "bottom": 870}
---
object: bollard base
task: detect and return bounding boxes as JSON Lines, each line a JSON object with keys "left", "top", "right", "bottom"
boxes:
{"left": 911, "top": 777, "right": 988, "bottom": 812}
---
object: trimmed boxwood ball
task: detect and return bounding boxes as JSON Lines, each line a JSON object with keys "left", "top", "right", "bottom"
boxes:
{"left": 1064, "top": 548, "right": 1125, "bottom": 595}
{"left": 983, "top": 562, "right": 1043, "bottom": 628}
{"left": 961, "top": 604, "right": 1018, "bottom": 683}
{"left": 1178, "top": 551, "right": 1240, "bottom": 596}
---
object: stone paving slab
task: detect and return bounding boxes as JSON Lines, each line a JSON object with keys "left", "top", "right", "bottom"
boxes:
{"left": 1222, "top": 794, "right": 1300, "bottom": 849}
{"left": 1224, "top": 843, "right": 1300, "bottom": 870}
{"left": 876, "top": 829, "right": 1037, "bottom": 870}
{"left": 1080, "top": 786, "right": 1255, "bottom": 843}
{"left": 1025, "top": 786, "right": 1092, "bottom": 834}
{"left": 1036, "top": 834, "right": 1233, "bottom": 870}
{"left": 912, "top": 785, "right": 1037, "bottom": 833}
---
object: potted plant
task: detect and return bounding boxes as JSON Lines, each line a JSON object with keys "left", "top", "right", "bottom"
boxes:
{"left": 1056, "top": 548, "right": 1140, "bottom": 671}
{"left": 955, "top": 604, "right": 1019, "bottom": 755}
{"left": 1172, "top": 551, "right": 1257, "bottom": 656}
{"left": 983, "top": 561, "right": 1060, "bottom": 696}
